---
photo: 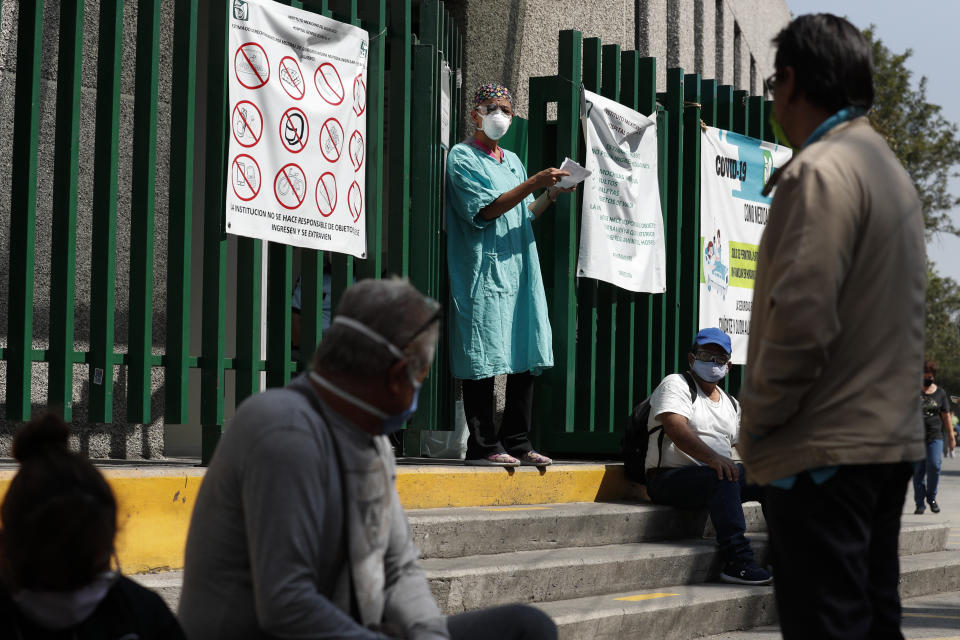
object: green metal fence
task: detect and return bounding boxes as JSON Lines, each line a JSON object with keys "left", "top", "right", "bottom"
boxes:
{"left": 520, "top": 30, "right": 777, "bottom": 455}
{"left": 2, "top": 6, "right": 774, "bottom": 462}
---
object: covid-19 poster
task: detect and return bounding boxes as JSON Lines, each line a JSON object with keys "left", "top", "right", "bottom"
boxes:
{"left": 699, "top": 127, "right": 792, "bottom": 363}
{"left": 225, "top": 0, "right": 369, "bottom": 258}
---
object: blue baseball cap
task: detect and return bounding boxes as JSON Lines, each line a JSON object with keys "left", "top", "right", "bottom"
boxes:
{"left": 693, "top": 328, "right": 732, "bottom": 354}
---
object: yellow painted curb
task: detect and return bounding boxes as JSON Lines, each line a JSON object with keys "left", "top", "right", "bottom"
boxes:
{"left": 0, "top": 463, "right": 626, "bottom": 573}
{"left": 395, "top": 464, "right": 628, "bottom": 510}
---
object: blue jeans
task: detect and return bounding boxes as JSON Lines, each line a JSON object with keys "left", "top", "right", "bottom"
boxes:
{"left": 646, "top": 463, "right": 764, "bottom": 564}
{"left": 913, "top": 439, "right": 943, "bottom": 508}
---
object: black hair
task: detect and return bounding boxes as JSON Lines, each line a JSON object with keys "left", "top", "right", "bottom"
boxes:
{"left": 0, "top": 414, "right": 117, "bottom": 591}
{"left": 773, "top": 13, "right": 874, "bottom": 113}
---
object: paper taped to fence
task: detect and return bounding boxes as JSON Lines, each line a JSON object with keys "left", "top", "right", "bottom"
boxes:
{"left": 226, "top": 0, "right": 368, "bottom": 258}
{"left": 576, "top": 89, "right": 666, "bottom": 293}
{"left": 698, "top": 127, "right": 792, "bottom": 363}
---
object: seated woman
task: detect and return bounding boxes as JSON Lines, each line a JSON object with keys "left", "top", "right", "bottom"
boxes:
{"left": 0, "top": 413, "right": 184, "bottom": 639}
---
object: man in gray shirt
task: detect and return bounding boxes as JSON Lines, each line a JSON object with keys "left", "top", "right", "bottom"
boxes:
{"left": 179, "top": 278, "right": 556, "bottom": 640}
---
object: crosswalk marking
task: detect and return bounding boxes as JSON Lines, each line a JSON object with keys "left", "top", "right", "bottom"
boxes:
{"left": 614, "top": 593, "right": 679, "bottom": 602}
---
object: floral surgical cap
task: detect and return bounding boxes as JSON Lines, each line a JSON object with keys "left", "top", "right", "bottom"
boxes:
{"left": 473, "top": 83, "right": 512, "bottom": 108}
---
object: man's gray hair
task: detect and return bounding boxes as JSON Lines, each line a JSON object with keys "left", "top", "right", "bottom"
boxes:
{"left": 313, "top": 278, "right": 440, "bottom": 378}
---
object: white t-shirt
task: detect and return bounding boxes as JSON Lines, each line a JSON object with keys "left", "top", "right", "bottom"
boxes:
{"left": 644, "top": 373, "right": 741, "bottom": 470}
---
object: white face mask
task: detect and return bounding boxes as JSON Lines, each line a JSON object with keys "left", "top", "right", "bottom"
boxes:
{"left": 480, "top": 112, "right": 511, "bottom": 140}
{"left": 13, "top": 571, "right": 118, "bottom": 630}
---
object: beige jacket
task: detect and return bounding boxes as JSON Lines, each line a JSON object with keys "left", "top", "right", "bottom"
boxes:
{"left": 738, "top": 117, "right": 926, "bottom": 485}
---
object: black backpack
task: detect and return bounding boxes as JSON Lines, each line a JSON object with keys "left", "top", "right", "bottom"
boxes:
{"left": 621, "top": 371, "right": 739, "bottom": 484}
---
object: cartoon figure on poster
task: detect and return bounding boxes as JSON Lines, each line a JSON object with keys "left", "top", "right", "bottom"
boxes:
{"left": 703, "top": 226, "right": 729, "bottom": 300}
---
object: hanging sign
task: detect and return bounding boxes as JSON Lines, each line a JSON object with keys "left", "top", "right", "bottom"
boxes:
{"left": 226, "top": 0, "right": 369, "bottom": 258}
{"left": 698, "top": 127, "right": 792, "bottom": 362}
{"left": 576, "top": 88, "right": 666, "bottom": 293}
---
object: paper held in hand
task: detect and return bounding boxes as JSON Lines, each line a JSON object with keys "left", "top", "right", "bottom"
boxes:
{"left": 527, "top": 157, "right": 591, "bottom": 216}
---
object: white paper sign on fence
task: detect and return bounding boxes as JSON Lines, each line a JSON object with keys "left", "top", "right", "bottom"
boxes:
{"left": 698, "top": 127, "right": 792, "bottom": 363}
{"left": 576, "top": 89, "right": 666, "bottom": 293}
{"left": 226, "top": 0, "right": 369, "bottom": 258}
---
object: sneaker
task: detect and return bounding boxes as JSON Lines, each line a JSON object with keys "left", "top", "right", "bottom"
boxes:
{"left": 929, "top": 500, "right": 941, "bottom": 514}
{"left": 720, "top": 560, "right": 773, "bottom": 586}
{"left": 914, "top": 506, "right": 926, "bottom": 515}
{"left": 519, "top": 451, "right": 553, "bottom": 467}
{"left": 464, "top": 453, "right": 520, "bottom": 467}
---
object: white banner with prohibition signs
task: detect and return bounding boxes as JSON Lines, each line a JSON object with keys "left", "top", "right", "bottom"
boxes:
{"left": 225, "top": 0, "right": 368, "bottom": 258}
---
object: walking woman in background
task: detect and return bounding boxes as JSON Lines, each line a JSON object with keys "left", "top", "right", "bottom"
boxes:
{"left": 915, "top": 360, "right": 956, "bottom": 514}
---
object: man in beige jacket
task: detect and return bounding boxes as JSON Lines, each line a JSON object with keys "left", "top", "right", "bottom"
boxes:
{"left": 738, "top": 13, "right": 926, "bottom": 640}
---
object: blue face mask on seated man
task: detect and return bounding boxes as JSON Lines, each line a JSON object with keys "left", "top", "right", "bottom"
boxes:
{"left": 310, "top": 316, "right": 423, "bottom": 435}
{"left": 691, "top": 358, "right": 728, "bottom": 383}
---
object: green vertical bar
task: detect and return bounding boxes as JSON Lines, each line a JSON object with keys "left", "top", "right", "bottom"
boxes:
{"left": 665, "top": 68, "right": 685, "bottom": 372}
{"left": 575, "top": 37, "right": 601, "bottom": 434}
{"left": 654, "top": 104, "right": 669, "bottom": 387}
{"left": 594, "top": 43, "right": 621, "bottom": 433}
{"left": 387, "top": 0, "right": 412, "bottom": 277}
{"left": 638, "top": 56, "right": 658, "bottom": 396}
{"left": 266, "top": 244, "right": 294, "bottom": 388}
{"left": 733, "top": 89, "right": 749, "bottom": 135}
{"left": 6, "top": 0, "right": 44, "bottom": 421}
{"left": 700, "top": 78, "right": 717, "bottom": 127}
{"left": 613, "top": 50, "right": 639, "bottom": 417}
{"left": 201, "top": 0, "right": 229, "bottom": 463}
{"left": 356, "top": 0, "right": 385, "bottom": 280}
{"left": 127, "top": 0, "right": 162, "bottom": 423}
{"left": 235, "top": 239, "right": 262, "bottom": 403}
{"left": 48, "top": 0, "right": 84, "bottom": 420}
{"left": 764, "top": 100, "right": 778, "bottom": 144}
{"left": 540, "top": 30, "right": 581, "bottom": 439}
{"left": 717, "top": 85, "right": 733, "bottom": 130}
{"left": 89, "top": 0, "right": 124, "bottom": 423}
{"left": 680, "top": 73, "right": 701, "bottom": 353}
{"left": 748, "top": 95, "right": 764, "bottom": 140}
{"left": 164, "top": 0, "right": 198, "bottom": 424}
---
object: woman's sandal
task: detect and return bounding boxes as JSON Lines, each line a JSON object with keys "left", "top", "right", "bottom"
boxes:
{"left": 519, "top": 451, "right": 553, "bottom": 467}
{"left": 464, "top": 452, "right": 521, "bottom": 467}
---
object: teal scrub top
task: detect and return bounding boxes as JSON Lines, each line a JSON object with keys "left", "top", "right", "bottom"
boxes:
{"left": 445, "top": 141, "right": 554, "bottom": 380}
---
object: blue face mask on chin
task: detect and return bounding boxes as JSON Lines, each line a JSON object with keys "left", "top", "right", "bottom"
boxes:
{"left": 691, "top": 358, "right": 728, "bottom": 383}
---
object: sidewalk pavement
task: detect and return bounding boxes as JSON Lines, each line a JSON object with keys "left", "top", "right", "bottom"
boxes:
{"left": 707, "top": 453, "right": 960, "bottom": 640}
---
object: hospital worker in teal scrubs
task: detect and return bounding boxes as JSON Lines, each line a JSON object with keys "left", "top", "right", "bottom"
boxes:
{"left": 446, "top": 83, "right": 572, "bottom": 467}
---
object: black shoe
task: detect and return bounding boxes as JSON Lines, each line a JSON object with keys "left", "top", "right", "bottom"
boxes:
{"left": 929, "top": 500, "right": 941, "bottom": 513}
{"left": 914, "top": 506, "right": 925, "bottom": 515}
{"left": 720, "top": 560, "right": 773, "bottom": 586}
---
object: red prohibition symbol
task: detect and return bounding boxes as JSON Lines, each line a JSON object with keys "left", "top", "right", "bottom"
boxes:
{"left": 315, "top": 172, "right": 338, "bottom": 217}
{"left": 314, "top": 62, "right": 345, "bottom": 105}
{"left": 349, "top": 130, "right": 365, "bottom": 173}
{"left": 319, "top": 117, "right": 344, "bottom": 163}
{"left": 353, "top": 75, "right": 367, "bottom": 117}
{"left": 280, "top": 107, "right": 309, "bottom": 154}
{"left": 348, "top": 180, "right": 363, "bottom": 223}
{"left": 274, "top": 163, "right": 307, "bottom": 210}
{"left": 278, "top": 56, "right": 306, "bottom": 100}
{"left": 234, "top": 42, "right": 270, "bottom": 90}
{"left": 232, "top": 100, "right": 263, "bottom": 148}
{"left": 232, "top": 154, "right": 262, "bottom": 202}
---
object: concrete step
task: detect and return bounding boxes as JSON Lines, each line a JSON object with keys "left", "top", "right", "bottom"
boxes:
{"left": 424, "top": 522, "right": 946, "bottom": 614}
{"left": 408, "top": 501, "right": 766, "bottom": 559}
{"left": 533, "top": 549, "right": 960, "bottom": 640}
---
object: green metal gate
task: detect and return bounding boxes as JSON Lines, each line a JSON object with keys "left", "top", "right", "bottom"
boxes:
{"left": 521, "top": 30, "right": 777, "bottom": 455}
{"left": 1, "top": 0, "right": 462, "bottom": 463}
{"left": 2, "top": 6, "right": 775, "bottom": 462}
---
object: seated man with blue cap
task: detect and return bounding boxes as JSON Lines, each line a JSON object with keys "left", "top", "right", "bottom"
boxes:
{"left": 644, "top": 328, "right": 772, "bottom": 586}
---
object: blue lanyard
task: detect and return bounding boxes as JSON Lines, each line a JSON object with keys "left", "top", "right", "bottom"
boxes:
{"left": 802, "top": 106, "right": 868, "bottom": 149}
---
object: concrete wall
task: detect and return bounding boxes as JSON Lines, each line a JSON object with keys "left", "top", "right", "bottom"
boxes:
{"left": 449, "top": 0, "right": 790, "bottom": 132}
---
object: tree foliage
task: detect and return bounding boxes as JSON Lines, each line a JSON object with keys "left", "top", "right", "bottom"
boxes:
{"left": 866, "top": 29, "right": 960, "bottom": 237}
{"left": 866, "top": 29, "right": 960, "bottom": 395}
